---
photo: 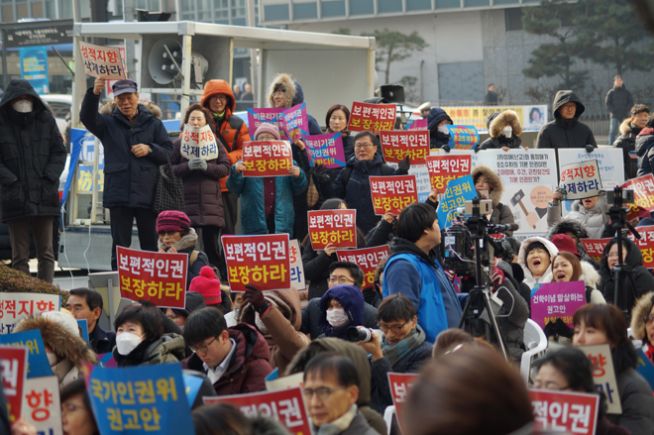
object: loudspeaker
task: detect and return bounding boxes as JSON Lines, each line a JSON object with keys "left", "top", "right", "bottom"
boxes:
{"left": 380, "top": 84, "right": 405, "bottom": 104}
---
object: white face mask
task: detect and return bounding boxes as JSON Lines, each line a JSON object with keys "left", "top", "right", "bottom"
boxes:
{"left": 501, "top": 125, "right": 513, "bottom": 138}
{"left": 116, "top": 332, "right": 143, "bottom": 356}
{"left": 254, "top": 312, "right": 268, "bottom": 335}
{"left": 438, "top": 125, "right": 450, "bottom": 135}
{"left": 12, "top": 99, "right": 33, "bottom": 113}
{"left": 46, "top": 350, "right": 59, "bottom": 367}
{"left": 326, "top": 308, "right": 349, "bottom": 328}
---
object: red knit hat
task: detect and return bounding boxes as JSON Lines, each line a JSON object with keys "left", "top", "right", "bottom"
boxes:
{"left": 189, "top": 266, "right": 222, "bottom": 305}
{"left": 156, "top": 210, "right": 191, "bottom": 234}
{"left": 550, "top": 234, "right": 580, "bottom": 257}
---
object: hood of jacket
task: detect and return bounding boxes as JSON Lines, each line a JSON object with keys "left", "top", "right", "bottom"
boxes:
{"left": 552, "top": 90, "right": 586, "bottom": 120}
{"left": 144, "top": 333, "right": 186, "bottom": 362}
{"left": 0, "top": 79, "right": 48, "bottom": 113}
{"left": 630, "top": 291, "right": 654, "bottom": 343}
{"left": 489, "top": 110, "right": 523, "bottom": 138}
{"left": 601, "top": 237, "right": 644, "bottom": 272}
{"left": 14, "top": 316, "right": 96, "bottom": 367}
{"left": 268, "top": 73, "right": 296, "bottom": 108}
{"left": 319, "top": 285, "right": 364, "bottom": 330}
{"left": 238, "top": 288, "right": 302, "bottom": 331}
{"left": 427, "top": 108, "right": 453, "bottom": 132}
{"left": 636, "top": 127, "right": 654, "bottom": 157}
{"left": 225, "top": 323, "right": 271, "bottom": 376}
{"left": 619, "top": 118, "right": 641, "bottom": 137}
{"left": 291, "top": 80, "right": 305, "bottom": 106}
{"left": 200, "top": 79, "right": 236, "bottom": 114}
{"left": 100, "top": 100, "right": 162, "bottom": 119}
{"left": 518, "top": 236, "right": 559, "bottom": 284}
{"left": 547, "top": 219, "right": 590, "bottom": 240}
{"left": 472, "top": 165, "right": 503, "bottom": 206}
{"left": 579, "top": 260, "right": 601, "bottom": 289}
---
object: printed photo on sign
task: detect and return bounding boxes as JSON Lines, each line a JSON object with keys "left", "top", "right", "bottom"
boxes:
{"left": 242, "top": 140, "right": 294, "bottom": 177}
{"left": 442, "top": 105, "right": 548, "bottom": 133}
{"left": 369, "top": 175, "right": 418, "bottom": 216}
{"left": 348, "top": 102, "right": 396, "bottom": 133}
{"left": 578, "top": 344, "right": 622, "bottom": 414}
{"left": 530, "top": 389, "right": 599, "bottom": 435}
{"left": 379, "top": 130, "right": 429, "bottom": 164}
{"left": 79, "top": 41, "right": 127, "bottom": 80}
{"left": 337, "top": 245, "right": 390, "bottom": 288}
{"left": 308, "top": 209, "right": 357, "bottom": 250}
{"left": 179, "top": 124, "right": 220, "bottom": 161}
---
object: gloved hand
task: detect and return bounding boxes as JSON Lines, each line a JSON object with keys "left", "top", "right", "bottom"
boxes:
{"left": 244, "top": 284, "right": 271, "bottom": 315}
{"left": 188, "top": 158, "right": 208, "bottom": 171}
{"left": 585, "top": 144, "right": 596, "bottom": 153}
{"left": 398, "top": 156, "right": 411, "bottom": 173}
{"left": 441, "top": 144, "right": 451, "bottom": 153}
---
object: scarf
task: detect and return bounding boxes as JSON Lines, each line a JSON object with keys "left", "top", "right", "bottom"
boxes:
{"left": 382, "top": 326, "right": 426, "bottom": 368}
{"left": 157, "top": 228, "right": 199, "bottom": 252}
{"left": 315, "top": 405, "right": 357, "bottom": 435}
{"left": 645, "top": 343, "right": 654, "bottom": 364}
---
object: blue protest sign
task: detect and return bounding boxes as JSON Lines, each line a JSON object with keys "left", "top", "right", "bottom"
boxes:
{"left": 19, "top": 46, "right": 49, "bottom": 94}
{"left": 447, "top": 125, "right": 479, "bottom": 150}
{"left": 436, "top": 175, "right": 477, "bottom": 229}
{"left": 89, "top": 363, "right": 195, "bottom": 434}
{"left": 62, "top": 128, "right": 86, "bottom": 207}
{"left": 636, "top": 349, "right": 654, "bottom": 390}
{"left": 0, "top": 329, "right": 52, "bottom": 378}
{"left": 77, "top": 319, "right": 90, "bottom": 344}
{"left": 162, "top": 119, "right": 182, "bottom": 134}
{"left": 182, "top": 372, "right": 204, "bottom": 408}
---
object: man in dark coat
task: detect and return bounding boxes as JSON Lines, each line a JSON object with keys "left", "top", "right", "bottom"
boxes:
{"left": 606, "top": 74, "right": 634, "bottom": 145}
{"left": 536, "top": 90, "right": 597, "bottom": 150}
{"left": 80, "top": 78, "right": 173, "bottom": 269}
{"left": 427, "top": 107, "right": 453, "bottom": 150}
{"left": 65, "top": 287, "right": 116, "bottom": 354}
{"left": 0, "top": 80, "right": 66, "bottom": 283}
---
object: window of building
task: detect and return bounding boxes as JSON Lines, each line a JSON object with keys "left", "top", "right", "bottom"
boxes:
{"left": 349, "top": 0, "right": 374, "bottom": 15}
{"left": 504, "top": 7, "right": 522, "bottom": 31}
{"left": 406, "top": 0, "right": 431, "bottom": 11}
{"left": 264, "top": 3, "right": 289, "bottom": 21}
{"left": 378, "top": 0, "right": 402, "bottom": 14}
{"left": 321, "top": 0, "right": 345, "bottom": 17}
{"left": 435, "top": 0, "right": 460, "bottom": 9}
{"left": 293, "top": 1, "right": 317, "bottom": 19}
{"left": 463, "top": 0, "right": 488, "bottom": 6}
{"left": 494, "top": 0, "right": 520, "bottom": 4}
{"left": 1, "top": 4, "right": 13, "bottom": 21}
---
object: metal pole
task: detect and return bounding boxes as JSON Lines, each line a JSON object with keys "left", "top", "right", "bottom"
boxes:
{"left": 1, "top": 28, "right": 8, "bottom": 89}
{"left": 180, "top": 34, "right": 193, "bottom": 118}
{"left": 246, "top": 0, "right": 256, "bottom": 95}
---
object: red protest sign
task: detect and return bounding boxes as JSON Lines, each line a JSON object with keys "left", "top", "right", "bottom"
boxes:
{"left": 308, "top": 209, "right": 357, "bottom": 250}
{"left": 242, "top": 140, "right": 293, "bottom": 177}
{"left": 559, "top": 160, "right": 602, "bottom": 200}
{"left": 530, "top": 389, "right": 599, "bottom": 435}
{"left": 379, "top": 130, "right": 429, "bottom": 164}
{"left": 116, "top": 246, "right": 188, "bottom": 308}
{"left": 369, "top": 175, "right": 418, "bottom": 216}
{"left": 79, "top": 41, "right": 127, "bottom": 80}
{"left": 0, "top": 346, "right": 28, "bottom": 423}
{"left": 623, "top": 173, "right": 654, "bottom": 212}
{"left": 348, "top": 102, "right": 396, "bottom": 133}
{"left": 204, "top": 387, "right": 311, "bottom": 435}
{"left": 387, "top": 372, "right": 419, "bottom": 432}
{"left": 221, "top": 234, "right": 290, "bottom": 291}
{"left": 629, "top": 225, "right": 654, "bottom": 268}
{"left": 580, "top": 238, "right": 611, "bottom": 265}
{"left": 337, "top": 245, "right": 390, "bottom": 287}
{"left": 425, "top": 154, "right": 472, "bottom": 194}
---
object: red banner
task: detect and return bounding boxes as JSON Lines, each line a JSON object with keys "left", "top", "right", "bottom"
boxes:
{"left": 387, "top": 372, "right": 419, "bottom": 432}
{"left": 425, "top": 154, "right": 472, "bottom": 194}
{"left": 580, "top": 238, "right": 611, "bottom": 265}
{"left": 379, "top": 130, "right": 429, "bottom": 164}
{"left": 221, "top": 234, "right": 290, "bottom": 291}
{"left": 530, "top": 389, "right": 599, "bottom": 435}
{"left": 308, "top": 209, "right": 357, "bottom": 250}
{"left": 204, "top": 387, "right": 311, "bottom": 435}
{"left": 348, "top": 102, "right": 396, "bottom": 133}
{"left": 629, "top": 225, "right": 654, "bottom": 268}
{"left": 0, "top": 346, "right": 27, "bottom": 423}
{"left": 369, "top": 175, "right": 418, "bottom": 216}
{"left": 337, "top": 245, "right": 390, "bottom": 287}
{"left": 623, "top": 173, "right": 654, "bottom": 212}
{"left": 242, "top": 140, "right": 293, "bottom": 177}
{"left": 116, "top": 247, "right": 188, "bottom": 308}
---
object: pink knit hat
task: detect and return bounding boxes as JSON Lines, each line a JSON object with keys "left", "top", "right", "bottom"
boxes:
{"left": 254, "top": 122, "right": 281, "bottom": 140}
{"left": 156, "top": 210, "right": 191, "bottom": 234}
{"left": 189, "top": 266, "right": 222, "bottom": 305}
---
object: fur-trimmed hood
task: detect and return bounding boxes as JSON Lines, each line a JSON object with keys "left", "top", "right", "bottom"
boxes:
{"left": 99, "top": 100, "right": 162, "bottom": 118}
{"left": 630, "top": 291, "right": 654, "bottom": 343}
{"left": 472, "top": 165, "right": 503, "bottom": 206}
{"left": 157, "top": 228, "right": 198, "bottom": 252}
{"left": 268, "top": 73, "right": 296, "bottom": 108}
{"left": 579, "top": 260, "right": 601, "bottom": 289}
{"left": 619, "top": 118, "right": 641, "bottom": 137}
{"left": 518, "top": 236, "right": 559, "bottom": 288}
{"left": 14, "top": 316, "right": 96, "bottom": 367}
{"left": 489, "top": 110, "right": 522, "bottom": 138}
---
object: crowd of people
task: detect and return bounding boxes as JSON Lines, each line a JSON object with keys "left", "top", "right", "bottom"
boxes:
{"left": 2, "top": 70, "right": 654, "bottom": 434}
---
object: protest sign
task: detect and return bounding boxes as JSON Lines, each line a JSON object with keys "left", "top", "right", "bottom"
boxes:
{"left": 179, "top": 124, "right": 220, "bottom": 161}
{"left": 530, "top": 389, "right": 599, "bottom": 435}
{"left": 369, "top": 175, "right": 418, "bottom": 216}
{"left": 425, "top": 154, "right": 472, "bottom": 194}
{"left": 408, "top": 118, "right": 427, "bottom": 130}
{"left": 559, "top": 160, "right": 602, "bottom": 200}
{"left": 242, "top": 140, "right": 294, "bottom": 177}
{"left": 636, "top": 348, "right": 654, "bottom": 389}
{"left": 304, "top": 132, "right": 346, "bottom": 168}
{"left": 289, "top": 239, "right": 305, "bottom": 291}
{"left": 446, "top": 125, "right": 480, "bottom": 150}
{"left": 530, "top": 281, "right": 586, "bottom": 329}
{"left": 205, "top": 387, "right": 311, "bottom": 435}
{"left": 579, "top": 344, "right": 622, "bottom": 414}
{"left": 77, "top": 319, "right": 90, "bottom": 344}
{"left": 628, "top": 225, "right": 654, "bottom": 269}
{"left": 116, "top": 247, "right": 187, "bottom": 309}
{"left": 264, "top": 370, "right": 304, "bottom": 392}
{"left": 79, "top": 41, "right": 127, "bottom": 79}
{"left": 557, "top": 148, "right": 624, "bottom": 189}
{"left": 408, "top": 164, "right": 432, "bottom": 202}
{"left": 436, "top": 175, "right": 477, "bottom": 229}
{"left": 0, "top": 292, "right": 60, "bottom": 334}
{"left": 580, "top": 239, "right": 611, "bottom": 265}
{"left": 379, "top": 130, "right": 429, "bottom": 164}
{"left": 22, "top": 375, "right": 62, "bottom": 435}
{"left": 89, "top": 363, "right": 193, "bottom": 434}
{"left": 475, "top": 148, "right": 558, "bottom": 238}
{"left": 19, "top": 46, "right": 49, "bottom": 94}
{"left": 623, "top": 174, "right": 654, "bottom": 212}
{"left": 282, "top": 103, "right": 309, "bottom": 141}
{"left": 387, "top": 372, "right": 419, "bottom": 433}
{"left": 0, "top": 346, "right": 28, "bottom": 423}
{"left": 221, "top": 234, "right": 290, "bottom": 292}
{"left": 0, "top": 330, "right": 52, "bottom": 379}
{"left": 308, "top": 209, "right": 357, "bottom": 250}
{"left": 442, "top": 105, "right": 548, "bottom": 133}
{"left": 247, "top": 107, "right": 285, "bottom": 135}
{"left": 348, "top": 102, "right": 396, "bottom": 133}
{"left": 337, "top": 245, "right": 390, "bottom": 288}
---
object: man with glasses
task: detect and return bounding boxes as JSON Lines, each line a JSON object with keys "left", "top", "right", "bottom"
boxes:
{"left": 183, "top": 307, "right": 272, "bottom": 395}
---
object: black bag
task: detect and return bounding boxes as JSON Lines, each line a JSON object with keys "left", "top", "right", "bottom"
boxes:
{"left": 154, "top": 163, "right": 184, "bottom": 214}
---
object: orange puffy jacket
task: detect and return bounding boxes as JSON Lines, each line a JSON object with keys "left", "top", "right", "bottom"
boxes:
{"left": 201, "top": 79, "right": 251, "bottom": 192}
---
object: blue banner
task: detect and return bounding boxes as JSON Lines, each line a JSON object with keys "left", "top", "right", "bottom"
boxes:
{"left": 19, "top": 46, "right": 49, "bottom": 94}
{"left": 636, "top": 349, "right": 654, "bottom": 390}
{"left": 0, "top": 329, "right": 52, "bottom": 378}
{"left": 88, "top": 363, "right": 195, "bottom": 434}
{"left": 77, "top": 319, "right": 90, "bottom": 344}
{"left": 436, "top": 175, "right": 477, "bottom": 229}
{"left": 447, "top": 125, "right": 479, "bottom": 150}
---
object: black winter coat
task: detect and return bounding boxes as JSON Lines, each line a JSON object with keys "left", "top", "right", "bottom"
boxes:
{"left": 80, "top": 88, "right": 173, "bottom": 209}
{"left": 636, "top": 128, "right": 654, "bottom": 177}
{"left": 300, "top": 298, "right": 379, "bottom": 340}
{"left": 478, "top": 135, "right": 522, "bottom": 150}
{"left": 613, "top": 121, "right": 642, "bottom": 180}
{"left": 605, "top": 86, "right": 634, "bottom": 120}
{"left": 0, "top": 80, "right": 66, "bottom": 222}
{"left": 171, "top": 136, "right": 231, "bottom": 228}
{"left": 536, "top": 90, "right": 597, "bottom": 149}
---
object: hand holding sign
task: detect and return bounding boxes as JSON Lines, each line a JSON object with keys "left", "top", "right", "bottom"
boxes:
{"left": 93, "top": 78, "right": 106, "bottom": 96}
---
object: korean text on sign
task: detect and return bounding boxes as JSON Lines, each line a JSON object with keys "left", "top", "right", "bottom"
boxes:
{"left": 247, "top": 108, "right": 285, "bottom": 137}
{"left": 89, "top": 363, "right": 193, "bottom": 435}
{"left": 242, "top": 140, "right": 293, "bottom": 177}
{"left": 436, "top": 175, "right": 477, "bottom": 229}
{"left": 337, "top": 245, "right": 390, "bottom": 288}
{"left": 0, "top": 330, "right": 52, "bottom": 379}
{"left": 304, "top": 132, "right": 346, "bottom": 169}
{"left": 530, "top": 389, "right": 599, "bottom": 435}
{"left": 580, "top": 239, "right": 611, "bottom": 265}
{"left": 288, "top": 240, "right": 305, "bottom": 291}
{"left": 387, "top": 372, "right": 418, "bottom": 432}
{"left": 282, "top": 103, "right": 309, "bottom": 142}
{"left": 0, "top": 292, "right": 60, "bottom": 334}
{"left": 22, "top": 376, "right": 61, "bottom": 435}
{"left": 623, "top": 173, "right": 654, "bottom": 212}
{"left": 530, "top": 281, "right": 586, "bottom": 329}
{"left": 204, "top": 387, "right": 311, "bottom": 435}
{"left": 116, "top": 247, "right": 188, "bottom": 309}
{"left": 446, "top": 125, "right": 480, "bottom": 150}
{"left": 379, "top": 130, "right": 429, "bottom": 164}
{"left": 579, "top": 344, "right": 622, "bottom": 415}
{"left": 348, "top": 102, "right": 396, "bottom": 133}
{"left": 79, "top": 41, "right": 126, "bottom": 80}
{"left": 221, "top": 234, "right": 290, "bottom": 292}
{"left": 559, "top": 160, "right": 602, "bottom": 200}
{"left": 425, "top": 154, "right": 472, "bottom": 194}
{"left": 179, "top": 124, "right": 219, "bottom": 161}
{"left": 369, "top": 175, "right": 418, "bottom": 216}
{"left": 0, "top": 346, "right": 28, "bottom": 423}
{"left": 308, "top": 209, "right": 357, "bottom": 250}
{"left": 628, "top": 225, "right": 654, "bottom": 269}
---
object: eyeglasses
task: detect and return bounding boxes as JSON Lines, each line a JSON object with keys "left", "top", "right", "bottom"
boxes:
{"left": 379, "top": 320, "right": 410, "bottom": 334}
{"left": 302, "top": 386, "right": 343, "bottom": 401}
{"left": 190, "top": 337, "right": 217, "bottom": 354}
{"left": 211, "top": 95, "right": 228, "bottom": 101}
{"left": 646, "top": 314, "right": 654, "bottom": 324}
{"left": 328, "top": 275, "right": 354, "bottom": 285}
{"left": 354, "top": 142, "right": 374, "bottom": 149}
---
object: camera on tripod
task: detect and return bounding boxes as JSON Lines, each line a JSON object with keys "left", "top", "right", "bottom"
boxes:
{"left": 605, "top": 187, "right": 634, "bottom": 206}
